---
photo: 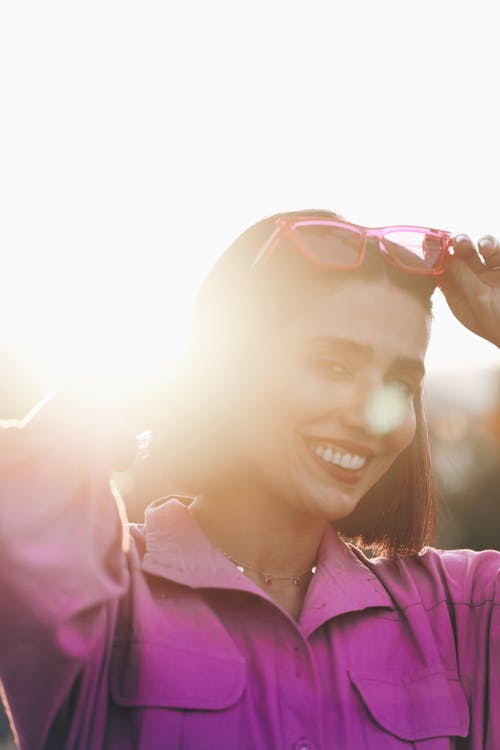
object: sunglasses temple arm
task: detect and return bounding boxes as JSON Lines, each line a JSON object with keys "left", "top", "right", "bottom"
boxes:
{"left": 250, "top": 225, "right": 282, "bottom": 270}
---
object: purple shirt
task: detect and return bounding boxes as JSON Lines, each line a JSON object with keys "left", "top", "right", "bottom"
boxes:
{"left": 0, "top": 405, "right": 498, "bottom": 749}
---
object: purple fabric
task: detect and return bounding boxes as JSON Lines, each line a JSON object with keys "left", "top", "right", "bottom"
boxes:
{"left": 0, "top": 407, "right": 498, "bottom": 749}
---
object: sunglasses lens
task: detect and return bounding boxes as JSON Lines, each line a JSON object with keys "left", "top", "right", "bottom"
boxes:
{"left": 292, "top": 224, "right": 363, "bottom": 266}
{"left": 383, "top": 230, "right": 444, "bottom": 271}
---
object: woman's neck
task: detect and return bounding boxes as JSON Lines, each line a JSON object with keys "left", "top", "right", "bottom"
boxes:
{"left": 187, "top": 484, "right": 327, "bottom": 603}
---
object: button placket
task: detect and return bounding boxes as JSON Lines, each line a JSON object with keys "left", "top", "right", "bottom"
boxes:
{"left": 273, "top": 623, "right": 322, "bottom": 750}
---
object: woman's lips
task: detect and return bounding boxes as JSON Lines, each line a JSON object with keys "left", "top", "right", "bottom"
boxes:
{"left": 303, "top": 437, "right": 372, "bottom": 485}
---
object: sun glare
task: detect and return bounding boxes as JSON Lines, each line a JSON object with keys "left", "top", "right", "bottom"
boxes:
{"left": 1, "top": 247, "right": 196, "bottom": 400}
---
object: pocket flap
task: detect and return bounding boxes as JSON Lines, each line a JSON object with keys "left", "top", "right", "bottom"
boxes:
{"left": 110, "top": 640, "right": 246, "bottom": 710}
{"left": 348, "top": 669, "right": 469, "bottom": 741}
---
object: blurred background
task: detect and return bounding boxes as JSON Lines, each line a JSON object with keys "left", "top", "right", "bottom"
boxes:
{"left": 1, "top": 0, "right": 499, "bottom": 746}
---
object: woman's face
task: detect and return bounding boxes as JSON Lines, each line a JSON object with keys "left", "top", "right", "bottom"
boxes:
{"left": 231, "top": 276, "right": 430, "bottom": 522}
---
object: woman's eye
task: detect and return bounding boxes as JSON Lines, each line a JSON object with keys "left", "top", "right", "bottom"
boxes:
{"left": 316, "top": 359, "right": 352, "bottom": 377}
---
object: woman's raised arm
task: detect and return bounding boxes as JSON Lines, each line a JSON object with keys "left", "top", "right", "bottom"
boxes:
{"left": 0, "top": 382, "right": 139, "bottom": 749}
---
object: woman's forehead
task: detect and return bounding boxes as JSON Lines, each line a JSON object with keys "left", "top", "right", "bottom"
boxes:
{"left": 282, "top": 277, "right": 430, "bottom": 361}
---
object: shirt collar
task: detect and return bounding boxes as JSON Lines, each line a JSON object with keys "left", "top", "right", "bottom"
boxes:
{"left": 142, "top": 495, "right": 251, "bottom": 591}
{"left": 141, "top": 496, "right": 395, "bottom": 634}
{"left": 298, "top": 522, "right": 395, "bottom": 636}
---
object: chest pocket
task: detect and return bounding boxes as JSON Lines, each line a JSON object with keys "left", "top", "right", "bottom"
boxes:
{"left": 108, "top": 640, "right": 247, "bottom": 750}
{"left": 110, "top": 639, "right": 246, "bottom": 708}
{"left": 348, "top": 669, "right": 470, "bottom": 746}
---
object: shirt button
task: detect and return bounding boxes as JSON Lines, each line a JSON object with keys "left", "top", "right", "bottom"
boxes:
{"left": 293, "top": 741, "right": 315, "bottom": 750}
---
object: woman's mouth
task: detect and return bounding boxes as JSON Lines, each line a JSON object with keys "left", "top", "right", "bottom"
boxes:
{"left": 304, "top": 438, "right": 373, "bottom": 485}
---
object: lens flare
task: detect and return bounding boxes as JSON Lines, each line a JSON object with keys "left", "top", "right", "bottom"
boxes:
{"left": 365, "top": 384, "right": 407, "bottom": 435}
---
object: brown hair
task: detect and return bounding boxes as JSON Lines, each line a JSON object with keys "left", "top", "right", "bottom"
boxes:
{"left": 149, "top": 209, "right": 437, "bottom": 558}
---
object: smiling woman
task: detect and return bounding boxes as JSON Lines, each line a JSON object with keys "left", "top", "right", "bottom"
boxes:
{"left": 151, "top": 210, "right": 437, "bottom": 559}
{"left": 0, "top": 209, "right": 499, "bottom": 750}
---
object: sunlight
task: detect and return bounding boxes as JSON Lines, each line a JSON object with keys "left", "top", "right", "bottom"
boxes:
{"left": 0, "top": 242, "right": 196, "bottom": 392}
{"left": 1, "top": 0, "right": 499, "bottom": 398}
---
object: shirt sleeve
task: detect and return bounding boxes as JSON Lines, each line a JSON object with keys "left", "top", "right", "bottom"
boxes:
{"left": 488, "top": 570, "right": 500, "bottom": 748}
{"left": 457, "top": 548, "right": 499, "bottom": 750}
{"left": 417, "top": 546, "right": 500, "bottom": 749}
{"left": 0, "top": 394, "right": 131, "bottom": 749}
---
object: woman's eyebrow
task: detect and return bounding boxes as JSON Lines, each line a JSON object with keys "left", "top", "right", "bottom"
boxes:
{"left": 306, "top": 336, "right": 374, "bottom": 358}
{"left": 305, "top": 337, "right": 426, "bottom": 377}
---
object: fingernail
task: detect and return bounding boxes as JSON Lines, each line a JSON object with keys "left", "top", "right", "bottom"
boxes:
{"left": 454, "top": 234, "right": 470, "bottom": 244}
{"left": 478, "top": 235, "right": 495, "bottom": 249}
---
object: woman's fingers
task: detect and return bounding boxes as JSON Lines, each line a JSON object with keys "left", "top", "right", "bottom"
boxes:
{"left": 451, "top": 233, "right": 500, "bottom": 276}
{"left": 477, "top": 234, "right": 500, "bottom": 270}
{"left": 451, "top": 234, "right": 485, "bottom": 272}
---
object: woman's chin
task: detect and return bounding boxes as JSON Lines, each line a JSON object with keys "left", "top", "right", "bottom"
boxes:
{"left": 295, "top": 481, "right": 364, "bottom": 523}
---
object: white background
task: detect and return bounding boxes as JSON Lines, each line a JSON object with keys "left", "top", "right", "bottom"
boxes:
{"left": 1, "top": 1, "right": 499, "bottom": 385}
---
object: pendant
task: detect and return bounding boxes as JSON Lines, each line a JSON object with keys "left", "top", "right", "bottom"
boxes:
{"left": 236, "top": 565, "right": 245, "bottom": 573}
{"left": 311, "top": 565, "right": 317, "bottom": 574}
{"left": 264, "top": 575, "right": 273, "bottom": 585}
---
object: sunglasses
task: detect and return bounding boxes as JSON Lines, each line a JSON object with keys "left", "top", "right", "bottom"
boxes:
{"left": 251, "top": 216, "right": 454, "bottom": 275}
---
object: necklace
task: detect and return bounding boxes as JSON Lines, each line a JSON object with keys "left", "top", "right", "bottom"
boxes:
{"left": 222, "top": 550, "right": 318, "bottom": 586}
{"left": 186, "top": 500, "right": 318, "bottom": 586}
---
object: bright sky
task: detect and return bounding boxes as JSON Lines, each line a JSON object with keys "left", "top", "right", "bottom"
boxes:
{"left": 1, "top": 1, "right": 499, "bottom": 388}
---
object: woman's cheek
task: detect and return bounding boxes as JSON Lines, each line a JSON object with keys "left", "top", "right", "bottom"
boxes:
{"left": 287, "top": 376, "right": 347, "bottom": 423}
{"left": 387, "top": 401, "right": 417, "bottom": 452}
{"left": 268, "top": 370, "right": 321, "bottom": 414}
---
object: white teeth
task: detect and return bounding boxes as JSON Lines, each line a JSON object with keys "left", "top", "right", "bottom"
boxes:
{"left": 311, "top": 442, "right": 367, "bottom": 470}
{"left": 323, "top": 447, "right": 333, "bottom": 461}
{"left": 340, "top": 453, "right": 352, "bottom": 468}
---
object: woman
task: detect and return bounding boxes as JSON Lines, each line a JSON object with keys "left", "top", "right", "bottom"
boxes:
{"left": 0, "top": 210, "right": 499, "bottom": 749}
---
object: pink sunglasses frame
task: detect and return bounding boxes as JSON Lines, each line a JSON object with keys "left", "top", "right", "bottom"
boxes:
{"left": 251, "top": 216, "right": 454, "bottom": 275}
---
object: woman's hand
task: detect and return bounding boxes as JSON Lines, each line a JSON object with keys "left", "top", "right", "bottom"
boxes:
{"left": 439, "top": 234, "right": 500, "bottom": 348}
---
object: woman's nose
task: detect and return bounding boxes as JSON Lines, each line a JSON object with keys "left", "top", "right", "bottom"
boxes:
{"left": 338, "top": 383, "right": 408, "bottom": 436}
